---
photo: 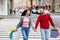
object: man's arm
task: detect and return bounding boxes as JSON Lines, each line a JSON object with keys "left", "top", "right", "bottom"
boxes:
{"left": 35, "top": 15, "right": 40, "bottom": 29}
{"left": 48, "top": 14, "right": 55, "bottom": 27}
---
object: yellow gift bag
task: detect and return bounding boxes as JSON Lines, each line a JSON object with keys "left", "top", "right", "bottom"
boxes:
{"left": 8, "top": 28, "right": 16, "bottom": 35}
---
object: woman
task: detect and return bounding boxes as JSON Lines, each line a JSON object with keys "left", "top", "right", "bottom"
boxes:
{"left": 16, "top": 10, "right": 34, "bottom": 40}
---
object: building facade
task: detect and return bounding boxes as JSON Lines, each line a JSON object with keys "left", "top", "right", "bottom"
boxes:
{"left": 54, "top": 0, "right": 60, "bottom": 12}
{"left": 9, "top": 0, "right": 60, "bottom": 13}
{"left": 42, "top": 0, "right": 60, "bottom": 12}
{"left": 13, "top": 0, "right": 37, "bottom": 9}
{"left": 0, "top": 0, "right": 8, "bottom": 15}
{"left": 0, "top": 0, "right": 60, "bottom": 15}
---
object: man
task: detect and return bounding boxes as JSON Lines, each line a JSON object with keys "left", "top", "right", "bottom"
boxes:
{"left": 34, "top": 7, "right": 57, "bottom": 40}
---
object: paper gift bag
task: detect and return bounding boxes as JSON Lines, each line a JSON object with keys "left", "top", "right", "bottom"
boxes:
{"left": 51, "top": 29, "right": 58, "bottom": 38}
{"left": 12, "top": 31, "right": 20, "bottom": 40}
{"left": 8, "top": 28, "right": 16, "bottom": 35}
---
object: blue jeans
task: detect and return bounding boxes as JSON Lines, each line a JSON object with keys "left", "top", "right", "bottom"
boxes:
{"left": 21, "top": 27, "right": 30, "bottom": 40}
{"left": 40, "top": 29, "right": 50, "bottom": 40}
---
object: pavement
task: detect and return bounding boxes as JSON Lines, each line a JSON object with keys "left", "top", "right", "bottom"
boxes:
{"left": 0, "top": 12, "right": 60, "bottom": 19}
{"left": 0, "top": 13, "right": 60, "bottom": 40}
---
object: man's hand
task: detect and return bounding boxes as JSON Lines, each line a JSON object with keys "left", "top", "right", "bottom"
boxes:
{"left": 34, "top": 29, "right": 37, "bottom": 32}
{"left": 54, "top": 27, "right": 57, "bottom": 30}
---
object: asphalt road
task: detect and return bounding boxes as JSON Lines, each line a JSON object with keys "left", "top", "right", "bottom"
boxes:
{"left": 0, "top": 13, "right": 60, "bottom": 40}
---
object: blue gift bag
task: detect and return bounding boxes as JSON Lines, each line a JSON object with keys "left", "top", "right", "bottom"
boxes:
{"left": 9, "top": 30, "right": 17, "bottom": 40}
{"left": 51, "top": 29, "right": 58, "bottom": 38}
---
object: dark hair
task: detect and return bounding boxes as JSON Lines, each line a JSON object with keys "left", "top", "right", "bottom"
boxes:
{"left": 40, "top": 6, "right": 45, "bottom": 9}
{"left": 21, "top": 10, "right": 30, "bottom": 16}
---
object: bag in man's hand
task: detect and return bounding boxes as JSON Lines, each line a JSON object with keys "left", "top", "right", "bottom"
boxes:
{"left": 51, "top": 29, "right": 58, "bottom": 38}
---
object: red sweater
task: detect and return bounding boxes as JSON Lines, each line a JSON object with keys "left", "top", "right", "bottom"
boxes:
{"left": 35, "top": 13, "right": 55, "bottom": 29}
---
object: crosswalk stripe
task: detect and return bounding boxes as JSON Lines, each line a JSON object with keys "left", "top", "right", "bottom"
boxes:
{"left": 0, "top": 18, "right": 60, "bottom": 40}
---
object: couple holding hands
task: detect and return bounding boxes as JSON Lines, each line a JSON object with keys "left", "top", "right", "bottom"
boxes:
{"left": 16, "top": 7, "right": 57, "bottom": 40}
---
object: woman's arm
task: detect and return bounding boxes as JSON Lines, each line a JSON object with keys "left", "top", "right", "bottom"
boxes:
{"left": 16, "top": 16, "right": 23, "bottom": 29}
{"left": 30, "top": 19, "right": 34, "bottom": 30}
{"left": 29, "top": 17, "right": 34, "bottom": 30}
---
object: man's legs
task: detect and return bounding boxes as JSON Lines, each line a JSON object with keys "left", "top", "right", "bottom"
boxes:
{"left": 45, "top": 29, "right": 50, "bottom": 40}
{"left": 40, "top": 29, "right": 46, "bottom": 40}
{"left": 40, "top": 29, "right": 50, "bottom": 40}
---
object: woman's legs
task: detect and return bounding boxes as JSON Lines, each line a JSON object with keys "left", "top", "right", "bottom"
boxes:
{"left": 26, "top": 28, "right": 30, "bottom": 40}
{"left": 21, "top": 27, "right": 30, "bottom": 40}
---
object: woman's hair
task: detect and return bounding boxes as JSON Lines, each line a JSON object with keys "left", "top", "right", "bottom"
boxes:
{"left": 21, "top": 10, "right": 30, "bottom": 16}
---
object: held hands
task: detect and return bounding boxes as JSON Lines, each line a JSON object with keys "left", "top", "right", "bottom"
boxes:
{"left": 34, "top": 29, "right": 37, "bottom": 32}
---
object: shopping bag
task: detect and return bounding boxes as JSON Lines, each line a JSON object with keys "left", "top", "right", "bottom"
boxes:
{"left": 9, "top": 30, "right": 17, "bottom": 40}
{"left": 50, "top": 29, "right": 58, "bottom": 38}
{"left": 8, "top": 28, "right": 16, "bottom": 35}
{"left": 8, "top": 28, "right": 17, "bottom": 40}
{"left": 12, "top": 30, "right": 20, "bottom": 40}
{"left": 56, "top": 27, "right": 60, "bottom": 38}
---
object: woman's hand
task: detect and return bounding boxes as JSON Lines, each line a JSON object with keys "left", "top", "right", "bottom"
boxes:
{"left": 16, "top": 29, "right": 17, "bottom": 31}
{"left": 34, "top": 29, "right": 37, "bottom": 32}
{"left": 16, "top": 27, "right": 19, "bottom": 30}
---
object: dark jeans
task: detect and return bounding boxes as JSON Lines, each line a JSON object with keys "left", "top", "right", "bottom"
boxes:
{"left": 21, "top": 27, "right": 30, "bottom": 40}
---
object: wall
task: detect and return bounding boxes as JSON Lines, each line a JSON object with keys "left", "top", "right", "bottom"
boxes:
{"left": 0, "top": 0, "right": 8, "bottom": 15}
